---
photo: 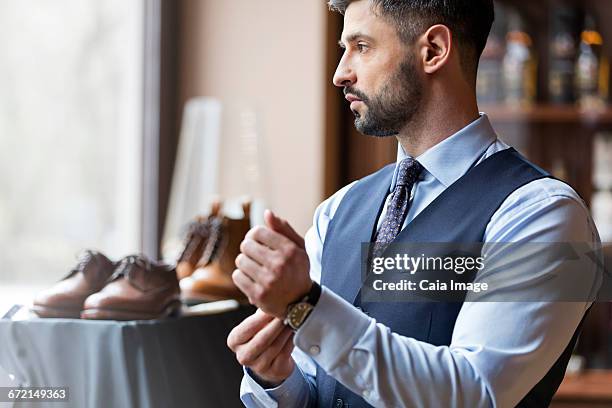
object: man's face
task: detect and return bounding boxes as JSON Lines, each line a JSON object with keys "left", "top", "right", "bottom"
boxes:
{"left": 334, "top": 0, "right": 423, "bottom": 137}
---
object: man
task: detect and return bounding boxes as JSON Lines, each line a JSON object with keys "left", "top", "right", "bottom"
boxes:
{"left": 227, "top": 0, "right": 601, "bottom": 407}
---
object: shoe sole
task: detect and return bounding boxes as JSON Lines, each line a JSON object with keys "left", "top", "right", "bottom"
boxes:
{"left": 31, "top": 304, "right": 82, "bottom": 319}
{"left": 80, "top": 299, "right": 182, "bottom": 321}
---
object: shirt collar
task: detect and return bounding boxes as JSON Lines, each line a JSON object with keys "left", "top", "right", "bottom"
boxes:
{"left": 391, "top": 113, "right": 497, "bottom": 190}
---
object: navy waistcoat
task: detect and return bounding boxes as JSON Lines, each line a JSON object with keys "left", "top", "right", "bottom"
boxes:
{"left": 316, "top": 148, "right": 585, "bottom": 408}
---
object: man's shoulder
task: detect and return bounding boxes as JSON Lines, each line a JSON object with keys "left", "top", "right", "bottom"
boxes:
{"left": 482, "top": 144, "right": 589, "bottom": 221}
{"left": 502, "top": 176, "right": 587, "bottom": 215}
{"left": 487, "top": 175, "right": 596, "bottom": 242}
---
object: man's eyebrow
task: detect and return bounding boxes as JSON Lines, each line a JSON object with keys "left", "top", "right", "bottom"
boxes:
{"left": 338, "top": 32, "right": 375, "bottom": 48}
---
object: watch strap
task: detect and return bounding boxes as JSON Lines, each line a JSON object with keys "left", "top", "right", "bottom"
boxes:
{"left": 305, "top": 281, "right": 321, "bottom": 306}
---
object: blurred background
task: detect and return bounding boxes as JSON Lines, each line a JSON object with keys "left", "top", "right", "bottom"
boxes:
{"left": 0, "top": 0, "right": 611, "bottom": 403}
{"left": 0, "top": 0, "right": 327, "bottom": 299}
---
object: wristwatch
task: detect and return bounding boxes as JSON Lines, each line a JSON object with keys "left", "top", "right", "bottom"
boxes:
{"left": 284, "top": 282, "right": 321, "bottom": 331}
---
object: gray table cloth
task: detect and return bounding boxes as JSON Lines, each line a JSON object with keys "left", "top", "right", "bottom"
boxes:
{"left": 0, "top": 306, "right": 255, "bottom": 408}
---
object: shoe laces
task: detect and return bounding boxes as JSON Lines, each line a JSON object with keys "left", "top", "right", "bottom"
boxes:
{"left": 178, "top": 220, "right": 210, "bottom": 263}
{"left": 63, "top": 250, "right": 96, "bottom": 279}
{"left": 198, "top": 216, "right": 226, "bottom": 266}
{"left": 108, "top": 254, "right": 150, "bottom": 283}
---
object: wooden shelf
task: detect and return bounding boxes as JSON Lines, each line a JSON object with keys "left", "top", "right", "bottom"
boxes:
{"left": 482, "top": 105, "right": 612, "bottom": 126}
{"left": 553, "top": 370, "right": 612, "bottom": 403}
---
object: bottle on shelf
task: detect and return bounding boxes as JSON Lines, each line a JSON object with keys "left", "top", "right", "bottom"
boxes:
{"left": 502, "top": 11, "right": 537, "bottom": 107}
{"left": 548, "top": 5, "right": 579, "bottom": 105}
{"left": 477, "top": 1, "right": 507, "bottom": 105}
{"left": 575, "top": 14, "right": 609, "bottom": 110}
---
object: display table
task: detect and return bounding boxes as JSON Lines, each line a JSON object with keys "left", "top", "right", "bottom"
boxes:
{"left": 0, "top": 305, "right": 255, "bottom": 408}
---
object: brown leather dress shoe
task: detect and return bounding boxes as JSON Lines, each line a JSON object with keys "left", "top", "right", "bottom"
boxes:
{"left": 32, "top": 251, "right": 116, "bottom": 318}
{"left": 81, "top": 255, "right": 181, "bottom": 320}
{"left": 180, "top": 202, "right": 250, "bottom": 303}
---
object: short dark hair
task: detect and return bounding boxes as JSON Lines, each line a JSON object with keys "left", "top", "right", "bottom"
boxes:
{"left": 328, "top": 0, "right": 495, "bottom": 80}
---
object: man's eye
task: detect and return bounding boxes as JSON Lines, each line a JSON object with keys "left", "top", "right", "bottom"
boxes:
{"left": 357, "top": 43, "right": 368, "bottom": 53}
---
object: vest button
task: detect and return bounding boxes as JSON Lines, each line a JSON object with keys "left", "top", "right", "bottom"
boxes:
{"left": 335, "top": 398, "right": 344, "bottom": 408}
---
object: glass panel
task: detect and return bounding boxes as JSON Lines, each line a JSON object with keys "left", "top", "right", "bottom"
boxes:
{"left": 0, "top": 0, "right": 144, "bottom": 306}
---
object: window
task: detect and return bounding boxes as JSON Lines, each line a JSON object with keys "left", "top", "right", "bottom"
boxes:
{"left": 0, "top": 0, "right": 145, "bottom": 306}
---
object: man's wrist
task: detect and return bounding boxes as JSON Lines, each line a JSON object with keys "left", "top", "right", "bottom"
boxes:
{"left": 285, "top": 281, "right": 321, "bottom": 330}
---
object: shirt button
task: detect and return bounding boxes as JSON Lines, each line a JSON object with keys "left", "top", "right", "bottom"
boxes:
{"left": 309, "top": 345, "right": 320, "bottom": 355}
{"left": 363, "top": 389, "right": 371, "bottom": 399}
{"left": 335, "top": 398, "right": 344, "bottom": 408}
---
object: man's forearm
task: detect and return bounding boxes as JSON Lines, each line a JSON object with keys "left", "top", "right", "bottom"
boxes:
{"left": 293, "top": 288, "right": 488, "bottom": 407}
{"left": 293, "top": 287, "right": 589, "bottom": 407}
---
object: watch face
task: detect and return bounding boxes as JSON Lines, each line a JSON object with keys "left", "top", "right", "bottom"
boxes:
{"left": 288, "top": 302, "right": 313, "bottom": 329}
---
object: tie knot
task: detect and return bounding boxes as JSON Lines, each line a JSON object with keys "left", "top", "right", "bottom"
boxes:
{"left": 396, "top": 158, "right": 423, "bottom": 187}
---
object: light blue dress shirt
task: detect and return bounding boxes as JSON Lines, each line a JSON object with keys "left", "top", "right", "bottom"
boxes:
{"left": 239, "top": 114, "right": 601, "bottom": 408}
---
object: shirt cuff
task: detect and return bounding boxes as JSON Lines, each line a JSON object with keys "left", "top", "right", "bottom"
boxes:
{"left": 241, "top": 365, "right": 311, "bottom": 408}
{"left": 294, "top": 286, "right": 371, "bottom": 372}
{"left": 240, "top": 367, "right": 278, "bottom": 407}
{"left": 266, "top": 364, "right": 311, "bottom": 405}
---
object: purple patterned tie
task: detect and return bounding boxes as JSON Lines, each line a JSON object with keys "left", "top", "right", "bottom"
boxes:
{"left": 373, "top": 158, "right": 423, "bottom": 257}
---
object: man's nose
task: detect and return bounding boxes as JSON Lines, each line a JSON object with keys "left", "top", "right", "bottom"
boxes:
{"left": 333, "top": 55, "right": 356, "bottom": 88}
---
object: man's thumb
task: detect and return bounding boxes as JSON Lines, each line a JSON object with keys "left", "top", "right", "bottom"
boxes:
{"left": 265, "top": 210, "right": 305, "bottom": 248}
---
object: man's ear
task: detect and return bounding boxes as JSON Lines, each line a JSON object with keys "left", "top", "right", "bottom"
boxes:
{"left": 417, "top": 24, "right": 452, "bottom": 75}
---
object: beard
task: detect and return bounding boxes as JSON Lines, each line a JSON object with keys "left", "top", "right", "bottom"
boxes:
{"left": 345, "top": 56, "right": 423, "bottom": 137}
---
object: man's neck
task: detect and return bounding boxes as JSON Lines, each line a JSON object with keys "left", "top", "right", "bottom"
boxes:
{"left": 396, "top": 95, "right": 480, "bottom": 158}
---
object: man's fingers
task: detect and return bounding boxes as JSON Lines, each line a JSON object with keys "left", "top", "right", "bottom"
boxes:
{"left": 279, "top": 331, "right": 295, "bottom": 358}
{"left": 268, "top": 331, "right": 295, "bottom": 373}
{"left": 232, "top": 269, "right": 258, "bottom": 302}
{"left": 265, "top": 210, "right": 305, "bottom": 248}
{"left": 252, "top": 326, "right": 294, "bottom": 373}
{"left": 249, "top": 318, "right": 286, "bottom": 352}
{"left": 227, "top": 309, "right": 274, "bottom": 350}
{"left": 235, "top": 253, "right": 264, "bottom": 277}
{"left": 240, "top": 238, "right": 274, "bottom": 266}
{"left": 246, "top": 225, "right": 293, "bottom": 251}
{"left": 235, "top": 318, "right": 286, "bottom": 365}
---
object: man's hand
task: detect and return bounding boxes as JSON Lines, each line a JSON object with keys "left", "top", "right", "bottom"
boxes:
{"left": 227, "top": 309, "right": 295, "bottom": 386}
{"left": 233, "top": 210, "right": 312, "bottom": 318}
